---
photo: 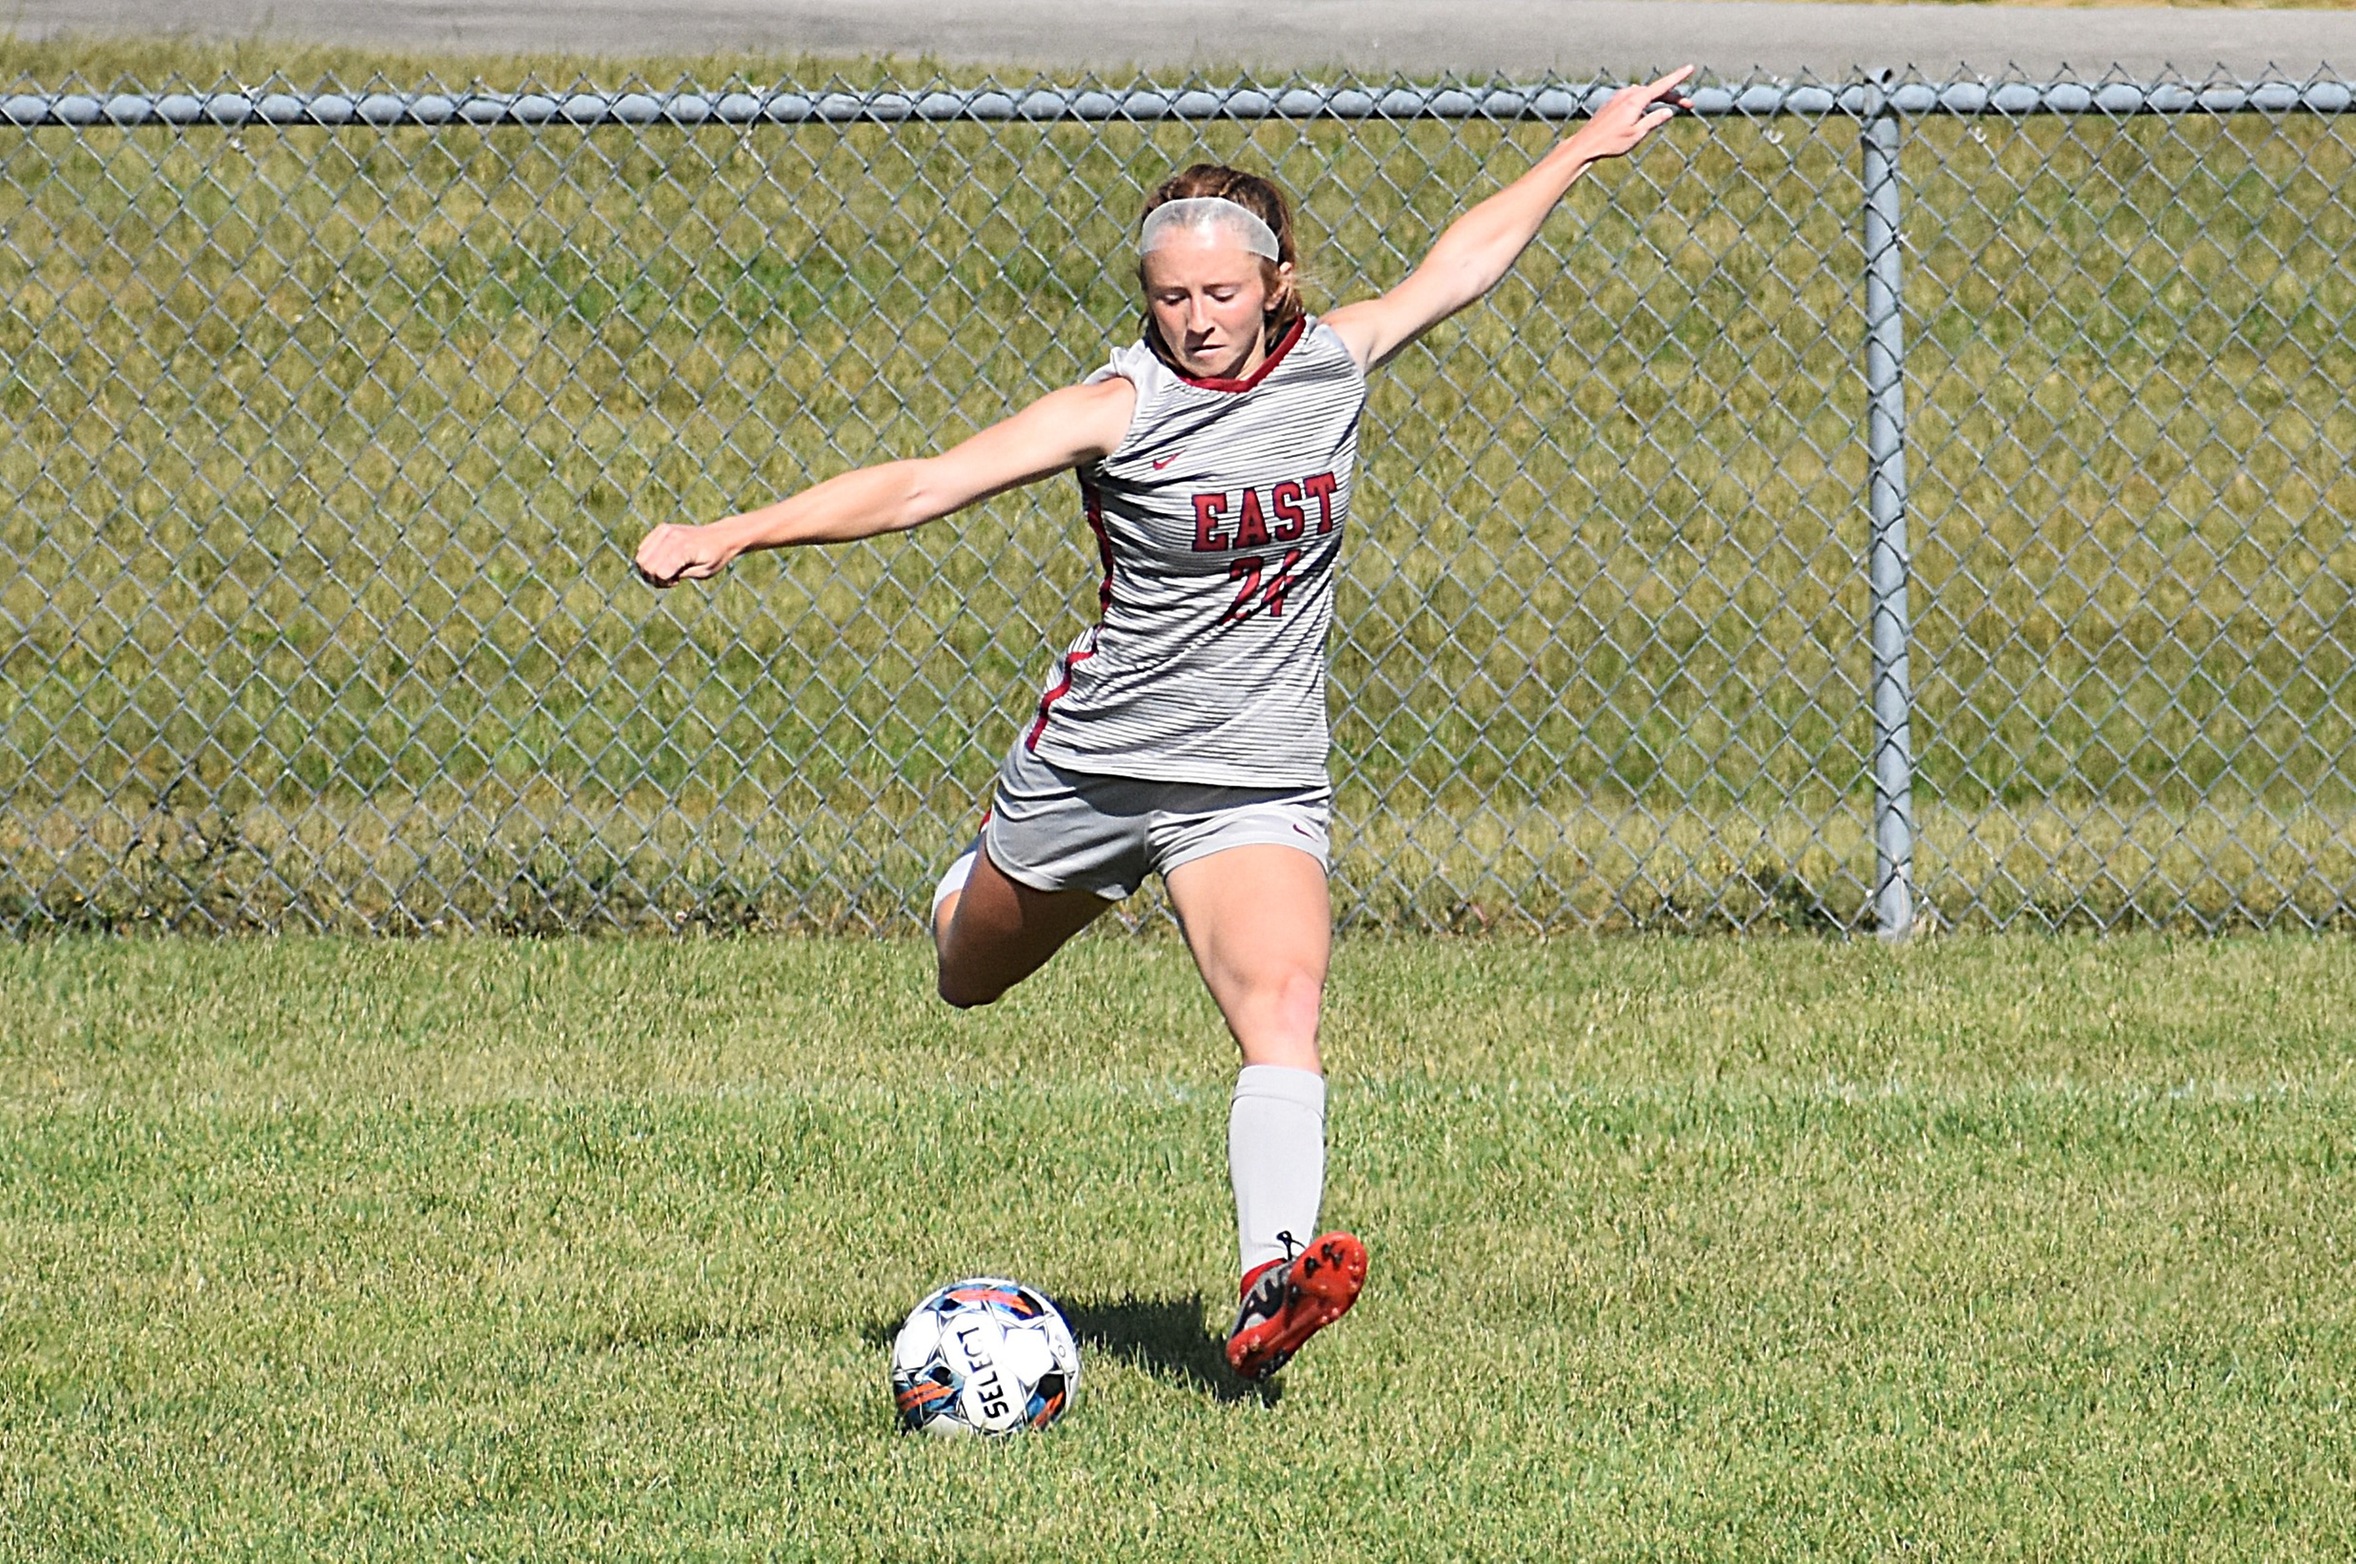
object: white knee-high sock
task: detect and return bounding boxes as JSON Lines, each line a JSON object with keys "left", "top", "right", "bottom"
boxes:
{"left": 1229, "top": 1064, "right": 1326, "bottom": 1280}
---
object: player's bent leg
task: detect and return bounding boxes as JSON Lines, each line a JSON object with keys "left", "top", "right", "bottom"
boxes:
{"left": 933, "top": 843, "right": 1111, "bottom": 1009}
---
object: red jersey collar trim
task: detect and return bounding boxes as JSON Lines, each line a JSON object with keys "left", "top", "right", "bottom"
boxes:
{"left": 1171, "top": 317, "right": 1308, "bottom": 393}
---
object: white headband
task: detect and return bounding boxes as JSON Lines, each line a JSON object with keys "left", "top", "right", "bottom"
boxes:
{"left": 1139, "top": 196, "right": 1281, "bottom": 262}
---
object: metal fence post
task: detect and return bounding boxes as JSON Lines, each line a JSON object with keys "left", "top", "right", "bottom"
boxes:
{"left": 1861, "top": 75, "right": 1919, "bottom": 941}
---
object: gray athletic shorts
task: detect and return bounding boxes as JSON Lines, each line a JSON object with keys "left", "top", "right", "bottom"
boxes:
{"left": 981, "top": 741, "right": 1332, "bottom": 901}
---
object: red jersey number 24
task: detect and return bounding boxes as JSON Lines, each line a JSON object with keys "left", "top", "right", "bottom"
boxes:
{"left": 1223, "top": 549, "right": 1306, "bottom": 624}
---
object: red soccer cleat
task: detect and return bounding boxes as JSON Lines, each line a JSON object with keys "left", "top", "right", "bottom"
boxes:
{"left": 1225, "top": 1230, "right": 1368, "bottom": 1381}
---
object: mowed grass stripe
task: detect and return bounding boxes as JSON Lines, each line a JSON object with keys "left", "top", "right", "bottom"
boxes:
{"left": 3, "top": 933, "right": 2354, "bottom": 1558}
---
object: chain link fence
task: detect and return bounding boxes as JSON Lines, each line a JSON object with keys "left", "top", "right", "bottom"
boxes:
{"left": 3, "top": 70, "right": 2352, "bottom": 934}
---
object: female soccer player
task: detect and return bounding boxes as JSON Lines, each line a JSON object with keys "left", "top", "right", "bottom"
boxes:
{"left": 636, "top": 67, "right": 1694, "bottom": 1381}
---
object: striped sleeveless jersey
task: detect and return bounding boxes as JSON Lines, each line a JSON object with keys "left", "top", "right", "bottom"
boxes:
{"left": 1023, "top": 318, "right": 1369, "bottom": 788}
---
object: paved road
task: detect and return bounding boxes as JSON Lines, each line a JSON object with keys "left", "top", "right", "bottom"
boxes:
{"left": 9, "top": 0, "right": 2354, "bottom": 79}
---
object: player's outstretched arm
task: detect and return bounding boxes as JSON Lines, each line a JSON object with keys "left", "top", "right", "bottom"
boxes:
{"left": 634, "top": 376, "right": 1137, "bottom": 587}
{"left": 1324, "top": 66, "right": 1694, "bottom": 372}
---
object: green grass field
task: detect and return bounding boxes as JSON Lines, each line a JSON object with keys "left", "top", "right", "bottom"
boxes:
{"left": 4, "top": 932, "right": 2354, "bottom": 1558}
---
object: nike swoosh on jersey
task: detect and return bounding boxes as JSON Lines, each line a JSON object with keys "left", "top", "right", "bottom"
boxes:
{"left": 1150, "top": 456, "right": 1176, "bottom": 469}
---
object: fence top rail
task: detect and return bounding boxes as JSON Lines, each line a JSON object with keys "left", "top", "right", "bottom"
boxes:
{"left": 2, "top": 74, "right": 2352, "bottom": 129}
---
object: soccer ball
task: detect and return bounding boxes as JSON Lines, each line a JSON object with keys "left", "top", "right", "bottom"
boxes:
{"left": 890, "top": 1277, "right": 1080, "bottom": 1436}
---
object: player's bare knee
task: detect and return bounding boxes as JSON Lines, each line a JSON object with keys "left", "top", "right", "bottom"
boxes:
{"left": 1267, "top": 965, "right": 1325, "bottom": 1027}
{"left": 935, "top": 963, "right": 1006, "bottom": 1010}
{"left": 1233, "top": 966, "right": 1324, "bottom": 1062}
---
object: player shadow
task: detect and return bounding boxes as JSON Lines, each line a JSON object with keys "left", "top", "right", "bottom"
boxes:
{"left": 1060, "top": 1293, "right": 1281, "bottom": 1407}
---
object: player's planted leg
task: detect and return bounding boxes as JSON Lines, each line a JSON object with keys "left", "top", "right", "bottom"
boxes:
{"left": 1166, "top": 844, "right": 1368, "bottom": 1378}
{"left": 1225, "top": 1063, "right": 1367, "bottom": 1380}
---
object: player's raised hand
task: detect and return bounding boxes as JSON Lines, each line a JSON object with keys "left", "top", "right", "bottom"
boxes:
{"left": 1572, "top": 66, "right": 1695, "bottom": 163}
{"left": 634, "top": 521, "right": 734, "bottom": 588}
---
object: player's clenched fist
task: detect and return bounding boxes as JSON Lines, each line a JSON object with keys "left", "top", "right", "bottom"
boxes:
{"left": 635, "top": 521, "right": 733, "bottom": 587}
